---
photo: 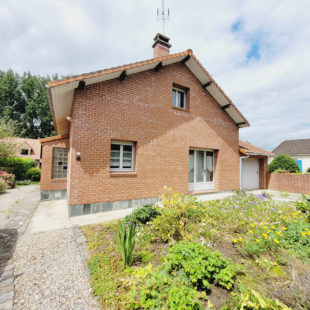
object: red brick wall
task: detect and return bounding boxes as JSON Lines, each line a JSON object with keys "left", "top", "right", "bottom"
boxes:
{"left": 40, "top": 138, "right": 69, "bottom": 191}
{"left": 67, "top": 62, "right": 240, "bottom": 205}
{"left": 267, "top": 172, "right": 310, "bottom": 194}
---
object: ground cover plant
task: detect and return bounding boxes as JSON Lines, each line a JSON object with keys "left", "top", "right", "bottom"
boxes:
{"left": 83, "top": 190, "right": 310, "bottom": 309}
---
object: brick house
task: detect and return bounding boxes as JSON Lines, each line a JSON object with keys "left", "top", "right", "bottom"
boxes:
{"left": 13, "top": 137, "right": 41, "bottom": 167}
{"left": 41, "top": 33, "right": 257, "bottom": 216}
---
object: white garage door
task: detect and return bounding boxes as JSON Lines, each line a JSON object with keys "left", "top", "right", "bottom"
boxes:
{"left": 241, "top": 158, "right": 259, "bottom": 190}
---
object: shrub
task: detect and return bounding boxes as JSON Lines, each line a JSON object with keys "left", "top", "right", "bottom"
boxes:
{"left": 116, "top": 221, "right": 136, "bottom": 268}
{"left": 268, "top": 154, "right": 300, "bottom": 173}
{"left": 137, "top": 250, "right": 155, "bottom": 263}
{"left": 150, "top": 190, "right": 206, "bottom": 243}
{"left": 0, "top": 157, "right": 35, "bottom": 180}
{"left": 0, "top": 171, "right": 16, "bottom": 188}
{"left": 0, "top": 178, "right": 8, "bottom": 193}
{"left": 307, "top": 167, "right": 310, "bottom": 173}
{"left": 25, "top": 167, "right": 41, "bottom": 181}
{"left": 124, "top": 204, "right": 160, "bottom": 225}
{"left": 295, "top": 196, "right": 310, "bottom": 222}
{"left": 165, "top": 241, "right": 236, "bottom": 290}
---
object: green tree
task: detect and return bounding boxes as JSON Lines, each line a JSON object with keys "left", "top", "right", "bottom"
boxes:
{"left": 0, "top": 119, "right": 19, "bottom": 160}
{"left": 268, "top": 154, "right": 300, "bottom": 173}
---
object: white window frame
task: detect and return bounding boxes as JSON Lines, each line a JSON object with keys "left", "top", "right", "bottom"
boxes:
{"left": 110, "top": 141, "right": 135, "bottom": 172}
{"left": 188, "top": 149, "right": 215, "bottom": 192}
{"left": 172, "top": 87, "right": 186, "bottom": 109}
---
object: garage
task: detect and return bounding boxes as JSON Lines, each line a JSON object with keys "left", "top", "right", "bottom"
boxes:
{"left": 241, "top": 158, "right": 259, "bottom": 190}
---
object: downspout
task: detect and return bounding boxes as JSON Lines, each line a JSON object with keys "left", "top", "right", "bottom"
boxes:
{"left": 240, "top": 154, "right": 250, "bottom": 190}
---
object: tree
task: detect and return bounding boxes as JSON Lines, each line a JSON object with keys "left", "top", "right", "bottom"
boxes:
{"left": 0, "top": 119, "right": 19, "bottom": 160}
{"left": 268, "top": 154, "right": 300, "bottom": 173}
{"left": 0, "top": 70, "right": 56, "bottom": 138}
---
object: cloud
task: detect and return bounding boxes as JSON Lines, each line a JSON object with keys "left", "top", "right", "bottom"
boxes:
{"left": 0, "top": 0, "right": 309, "bottom": 150}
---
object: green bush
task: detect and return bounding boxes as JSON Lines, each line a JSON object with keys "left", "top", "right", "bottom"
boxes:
{"left": 0, "top": 157, "right": 35, "bottom": 180}
{"left": 0, "top": 178, "right": 8, "bottom": 193}
{"left": 165, "top": 241, "right": 236, "bottom": 290}
{"left": 307, "top": 167, "right": 310, "bottom": 173}
{"left": 295, "top": 196, "right": 310, "bottom": 222}
{"left": 124, "top": 204, "right": 160, "bottom": 225}
{"left": 137, "top": 250, "right": 155, "bottom": 263}
{"left": 268, "top": 154, "right": 300, "bottom": 173}
{"left": 25, "top": 167, "right": 41, "bottom": 181}
{"left": 116, "top": 221, "right": 136, "bottom": 268}
{"left": 150, "top": 190, "right": 207, "bottom": 243}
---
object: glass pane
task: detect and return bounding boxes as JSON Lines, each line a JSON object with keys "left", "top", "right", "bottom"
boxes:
{"left": 188, "top": 150, "right": 194, "bottom": 183}
{"left": 122, "top": 145, "right": 132, "bottom": 168}
{"left": 172, "top": 90, "right": 177, "bottom": 107}
{"left": 206, "top": 152, "right": 213, "bottom": 182}
{"left": 196, "top": 151, "right": 204, "bottom": 182}
{"left": 52, "top": 148, "right": 68, "bottom": 179}
{"left": 179, "top": 92, "right": 185, "bottom": 108}
{"left": 110, "top": 144, "right": 120, "bottom": 168}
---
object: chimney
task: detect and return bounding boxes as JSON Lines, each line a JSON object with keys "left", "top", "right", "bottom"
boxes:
{"left": 152, "top": 33, "right": 171, "bottom": 58}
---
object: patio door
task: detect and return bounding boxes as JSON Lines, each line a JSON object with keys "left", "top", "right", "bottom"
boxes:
{"left": 188, "top": 149, "right": 215, "bottom": 192}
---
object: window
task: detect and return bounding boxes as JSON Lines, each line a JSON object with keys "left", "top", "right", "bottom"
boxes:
{"left": 110, "top": 141, "right": 135, "bottom": 171}
{"left": 172, "top": 87, "right": 186, "bottom": 109}
{"left": 21, "top": 149, "right": 29, "bottom": 155}
{"left": 188, "top": 149, "right": 214, "bottom": 191}
{"left": 52, "top": 148, "right": 68, "bottom": 179}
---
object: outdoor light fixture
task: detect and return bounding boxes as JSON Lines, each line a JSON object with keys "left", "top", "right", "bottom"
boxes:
{"left": 76, "top": 152, "right": 81, "bottom": 161}
{"left": 66, "top": 116, "right": 72, "bottom": 122}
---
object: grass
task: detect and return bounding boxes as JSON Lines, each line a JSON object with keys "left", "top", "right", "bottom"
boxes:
{"left": 16, "top": 180, "right": 40, "bottom": 186}
{"left": 82, "top": 191, "right": 310, "bottom": 309}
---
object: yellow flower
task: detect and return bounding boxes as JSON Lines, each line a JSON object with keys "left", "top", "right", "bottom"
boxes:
{"left": 263, "top": 226, "right": 268, "bottom": 231}
{"left": 233, "top": 239, "right": 238, "bottom": 243}
{"left": 273, "top": 262, "right": 277, "bottom": 266}
{"left": 274, "top": 238, "right": 279, "bottom": 244}
{"left": 251, "top": 224, "right": 255, "bottom": 228}
{"left": 293, "top": 220, "right": 297, "bottom": 223}
{"left": 271, "top": 226, "right": 275, "bottom": 229}
{"left": 239, "top": 237, "right": 243, "bottom": 241}
{"left": 267, "top": 229, "right": 271, "bottom": 233}
{"left": 256, "top": 239, "right": 260, "bottom": 243}
{"left": 307, "top": 231, "right": 310, "bottom": 236}
{"left": 261, "top": 222, "right": 265, "bottom": 225}
{"left": 299, "top": 215, "right": 303, "bottom": 218}
{"left": 276, "top": 231, "right": 283, "bottom": 237}
{"left": 249, "top": 230, "right": 253, "bottom": 234}
{"left": 284, "top": 216, "right": 288, "bottom": 219}
{"left": 263, "top": 233, "right": 268, "bottom": 239}
{"left": 281, "top": 227, "right": 287, "bottom": 231}
{"left": 301, "top": 232, "right": 306, "bottom": 237}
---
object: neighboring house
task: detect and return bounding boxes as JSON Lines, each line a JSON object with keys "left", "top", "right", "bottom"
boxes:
{"left": 13, "top": 137, "right": 41, "bottom": 167}
{"left": 270, "top": 139, "right": 310, "bottom": 172}
{"left": 41, "top": 33, "right": 256, "bottom": 216}
{"left": 239, "top": 140, "right": 273, "bottom": 190}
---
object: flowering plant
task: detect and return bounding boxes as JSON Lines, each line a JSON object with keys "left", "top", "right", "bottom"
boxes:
{"left": 0, "top": 171, "right": 16, "bottom": 188}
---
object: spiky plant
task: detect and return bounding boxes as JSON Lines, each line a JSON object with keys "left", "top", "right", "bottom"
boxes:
{"left": 116, "top": 221, "right": 136, "bottom": 268}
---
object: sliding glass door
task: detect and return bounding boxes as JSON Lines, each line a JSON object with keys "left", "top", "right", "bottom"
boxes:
{"left": 188, "top": 149, "right": 214, "bottom": 192}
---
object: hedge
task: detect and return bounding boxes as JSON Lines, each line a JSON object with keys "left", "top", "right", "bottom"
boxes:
{"left": 0, "top": 157, "right": 35, "bottom": 180}
{"left": 268, "top": 154, "right": 300, "bottom": 173}
{"left": 25, "top": 167, "right": 41, "bottom": 181}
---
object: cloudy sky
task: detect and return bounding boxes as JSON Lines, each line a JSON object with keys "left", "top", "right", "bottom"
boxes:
{"left": 1, "top": 0, "right": 309, "bottom": 150}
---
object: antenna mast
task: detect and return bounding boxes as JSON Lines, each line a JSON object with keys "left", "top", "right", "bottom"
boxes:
{"left": 157, "top": 0, "right": 170, "bottom": 34}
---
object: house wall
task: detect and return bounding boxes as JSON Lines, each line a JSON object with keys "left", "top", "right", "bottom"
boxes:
{"left": 40, "top": 137, "right": 69, "bottom": 200}
{"left": 267, "top": 172, "right": 310, "bottom": 194}
{"left": 67, "top": 62, "right": 240, "bottom": 209}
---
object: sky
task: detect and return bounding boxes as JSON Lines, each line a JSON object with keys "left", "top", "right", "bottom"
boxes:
{"left": 1, "top": 0, "right": 309, "bottom": 151}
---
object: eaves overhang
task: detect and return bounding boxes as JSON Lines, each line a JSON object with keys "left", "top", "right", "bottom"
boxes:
{"left": 47, "top": 50, "right": 250, "bottom": 135}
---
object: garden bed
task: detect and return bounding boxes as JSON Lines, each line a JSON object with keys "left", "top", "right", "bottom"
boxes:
{"left": 82, "top": 190, "right": 310, "bottom": 309}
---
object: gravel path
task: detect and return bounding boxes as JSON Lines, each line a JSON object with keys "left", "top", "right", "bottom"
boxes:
{"left": 13, "top": 228, "right": 99, "bottom": 310}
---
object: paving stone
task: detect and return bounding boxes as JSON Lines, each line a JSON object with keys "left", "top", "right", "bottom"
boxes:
{"left": 0, "top": 291, "right": 13, "bottom": 304}
{"left": 0, "top": 298, "right": 13, "bottom": 310}
{"left": 0, "top": 270, "right": 13, "bottom": 282}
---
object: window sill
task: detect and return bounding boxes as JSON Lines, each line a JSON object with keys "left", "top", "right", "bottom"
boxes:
{"left": 172, "top": 106, "right": 189, "bottom": 113}
{"left": 110, "top": 172, "right": 137, "bottom": 178}
{"left": 189, "top": 189, "right": 218, "bottom": 195}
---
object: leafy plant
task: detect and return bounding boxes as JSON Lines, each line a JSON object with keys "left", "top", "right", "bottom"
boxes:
{"left": 0, "top": 156, "right": 35, "bottom": 180}
{"left": 151, "top": 190, "right": 206, "bottom": 243}
{"left": 25, "top": 167, "right": 41, "bottom": 181}
{"left": 268, "top": 154, "right": 300, "bottom": 173}
{"left": 137, "top": 250, "right": 155, "bottom": 263}
{"left": 124, "top": 204, "right": 160, "bottom": 225}
{"left": 295, "top": 195, "right": 310, "bottom": 222}
{"left": 225, "top": 289, "right": 291, "bottom": 310}
{"left": 165, "top": 241, "right": 236, "bottom": 290}
{"left": 0, "top": 178, "right": 8, "bottom": 193}
{"left": 116, "top": 221, "right": 136, "bottom": 268}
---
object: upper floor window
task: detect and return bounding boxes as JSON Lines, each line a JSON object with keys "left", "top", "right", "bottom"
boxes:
{"left": 110, "top": 141, "right": 135, "bottom": 172}
{"left": 172, "top": 87, "right": 186, "bottom": 109}
{"left": 21, "top": 149, "right": 29, "bottom": 155}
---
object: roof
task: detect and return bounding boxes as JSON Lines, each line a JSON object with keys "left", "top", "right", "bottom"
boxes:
{"left": 40, "top": 134, "right": 69, "bottom": 143}
{"left": 12, "top": 137, "right": 41, "bottom": 160}
{"left": 47, "top": 49, "right": 249, "bottom": 135}
{"left": 239, "top": 140, "right": 274, "bottom": 157}
{"left": 272, "top": 139, "right": 310, "bottom": 155}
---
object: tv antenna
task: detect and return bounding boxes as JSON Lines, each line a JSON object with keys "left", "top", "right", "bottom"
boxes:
{"left": 157, "top": 0, "right": 170, "bottom": 34}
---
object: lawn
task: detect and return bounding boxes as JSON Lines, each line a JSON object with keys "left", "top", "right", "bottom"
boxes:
{"left": 82, "top": 190, "right": 310, "bottom": 309}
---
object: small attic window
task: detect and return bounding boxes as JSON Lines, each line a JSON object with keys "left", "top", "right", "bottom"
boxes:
{"left": 172, "top": 86, "right": 187, "bottom": 109}
{"left": 21, "top": 149, "right": 29, "bottom": 155}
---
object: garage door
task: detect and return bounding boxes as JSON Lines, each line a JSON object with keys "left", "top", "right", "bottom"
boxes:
{"left": 241, "top": 158, "right": 259, "bottom": 190}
